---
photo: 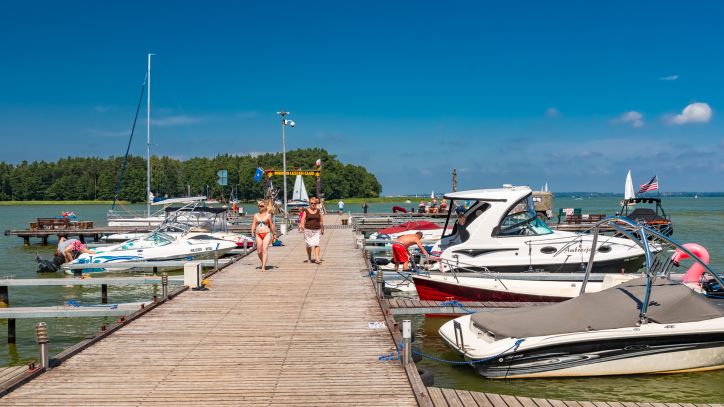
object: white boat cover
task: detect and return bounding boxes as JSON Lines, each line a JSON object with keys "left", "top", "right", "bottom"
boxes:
{"left": 471, "top": 278, "right": 724, "bottom": 339}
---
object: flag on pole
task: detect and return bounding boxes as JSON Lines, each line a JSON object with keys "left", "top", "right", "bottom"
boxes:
{"left": 638, "top": 175, "right": 659, "bottom": 193}
{"left": 315, "top": 158, "right": 321, "bottom": 168}
{"left": 253, "top": 167, "right": 264, "bottom": 183}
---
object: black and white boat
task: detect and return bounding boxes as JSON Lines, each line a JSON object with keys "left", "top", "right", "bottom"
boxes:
{"left": 438, "top": 219, "right": 724, "bottom": 378}
{"left": 431, "top": 186, "right": 645, "bottom": 274}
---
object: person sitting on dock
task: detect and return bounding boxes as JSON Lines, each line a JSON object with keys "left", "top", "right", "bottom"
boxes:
{"left": 391, "top": 232, "right": 429, "bottom": 271}
{"left": 57, "top": 237, "right": 95, "bottom": 263}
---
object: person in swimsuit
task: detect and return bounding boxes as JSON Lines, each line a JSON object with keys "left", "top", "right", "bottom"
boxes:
{"left": 57, "top": 236, "right": 95, "bottom": 263}
{"left": 251, "top": 200, "right": 276, "bottom": 270}
{"left": 392, "top": 232, "right": 429, "bottom": 271}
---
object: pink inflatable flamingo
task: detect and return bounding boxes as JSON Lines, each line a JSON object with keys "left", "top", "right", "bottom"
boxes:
{"left": 671, "top": 243, "right": 710, "bottom": 285}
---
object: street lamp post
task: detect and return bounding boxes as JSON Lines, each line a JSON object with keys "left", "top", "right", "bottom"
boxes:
{"left": 276, "top": 110, "right": 295, "bottom": 235}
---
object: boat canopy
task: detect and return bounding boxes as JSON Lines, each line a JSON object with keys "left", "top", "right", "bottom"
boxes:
{"left": 151, "top": 196, "right": 207, "bottom": 205}
{"left": 471, "top": 278, "right": 724, "bottom": 339}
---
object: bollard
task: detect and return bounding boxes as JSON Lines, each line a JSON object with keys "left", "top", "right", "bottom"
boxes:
{"left": 402, "top": 320, "right": 412, "bottom": 365}
{"left": 161, "top": 272, "right": 169, "bottom": 301}
{"left": 243, "top": 242, "right": 248, "bottom": 256}
{"left": 35, "top": 322, "right": 49, "bottom": 370}
{"left": 101, "top": 284, "right": 108, "bottom": 304}
{"left": 214, "top": 252, "right": 219, "bottom": 271}
{"left": 376, "top": 268, "right": 384, "bottom": 298}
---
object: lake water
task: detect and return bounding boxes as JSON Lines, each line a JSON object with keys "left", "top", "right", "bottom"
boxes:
{"left": 0, "top": 197, "right": 722, "bottom": 402}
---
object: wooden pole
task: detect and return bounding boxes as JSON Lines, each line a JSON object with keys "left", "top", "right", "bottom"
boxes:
{"left": 101, "top": 284, "right": 108, "bottom": 304}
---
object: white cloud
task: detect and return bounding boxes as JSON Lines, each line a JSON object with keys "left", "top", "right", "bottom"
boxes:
{"left": 545, "top": 107, "right": 560, "bottom": 118}
{"left": 152, "top": 115, "right": 204, "bottom": 127}
{"left": 671, "top": 102, "right": 712, "bottom": 125}
{"left": 616, "top": 111, "right": 644, "bottom": 128}
{"left": 659, "top": 75, "right": 679, "bottom": 81}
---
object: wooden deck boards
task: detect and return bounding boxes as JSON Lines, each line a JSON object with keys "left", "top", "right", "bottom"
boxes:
{"left": 2, "top": 225, "right": 417, "bottom": 406}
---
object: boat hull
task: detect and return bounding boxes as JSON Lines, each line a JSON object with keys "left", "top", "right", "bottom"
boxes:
{"left": 445, "top": 255, "right": 645, "bottom": 275}
{"left": 472, "top": 334, "right": 724, "bottom": 379}
{"left": 412, "top": 275, "right": 571, "bottom": 302}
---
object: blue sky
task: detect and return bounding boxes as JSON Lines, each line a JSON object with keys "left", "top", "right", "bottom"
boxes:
{"left": 1, "top": 1, "right": 722, "bottom": 193}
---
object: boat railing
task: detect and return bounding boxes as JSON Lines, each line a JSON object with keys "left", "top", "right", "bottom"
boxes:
{"left": 580, "top": 216, "right": 722, "bottom": 323}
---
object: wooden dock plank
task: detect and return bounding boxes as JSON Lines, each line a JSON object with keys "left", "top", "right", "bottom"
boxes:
{"left": 1, "top": 224, "right": 417, "bottom": 406}
{"left": 428, "top": 387, "right": 450, "bottom": 407}
{"left": 440, "top": 387, "right": 465, "bottom": 407}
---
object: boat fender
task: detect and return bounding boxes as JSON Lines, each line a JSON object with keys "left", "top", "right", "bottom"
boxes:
{"left": 411, "top": 347, "right": 423, "bottom": 363}
{"left": 417, "top": 367, "right": 434, "bottom": 386}
{"left": 672, "top": 243, "right": 709, "bottom": 285}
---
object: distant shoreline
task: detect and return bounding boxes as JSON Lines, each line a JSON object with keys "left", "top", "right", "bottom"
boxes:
{"left": 0, "top": 200, "right": 131, "bottom": 206}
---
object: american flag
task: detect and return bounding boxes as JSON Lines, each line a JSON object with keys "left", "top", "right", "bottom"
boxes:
{"left": 638, "top": 175, "right": 659, "bottom": 193}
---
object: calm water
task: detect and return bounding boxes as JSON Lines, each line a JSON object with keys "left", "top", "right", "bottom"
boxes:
{"left": 1, "top": 197, "right": 722, "bottom": 402}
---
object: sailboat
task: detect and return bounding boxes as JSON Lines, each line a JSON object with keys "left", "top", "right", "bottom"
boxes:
{"left": 107, "top": 53, "right": 164, "bottom": 227}
{"left": 621, "top": 170, "right": 636, "bottom": 207}
{"left": 287, "top": 175, "right": 310, "bottom": 209}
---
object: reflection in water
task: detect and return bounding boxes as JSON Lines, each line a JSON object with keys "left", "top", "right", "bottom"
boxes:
{"left": 398, "top": 315, "right": 724, "bottom": 403}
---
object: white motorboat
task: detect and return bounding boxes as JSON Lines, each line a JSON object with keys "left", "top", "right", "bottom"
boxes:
{"left": 432, "top": 186, "right": 645, "bottom": 274}
{"left": 438, "top": 219, "right": 724, "bottom": 378}
{"left": 65, "top": 225, "right": 236, "bottom": 273}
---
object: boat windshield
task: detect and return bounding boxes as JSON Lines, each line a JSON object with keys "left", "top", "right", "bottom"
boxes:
{"left": 498, "top": 195, "right": 553, "bottom": 236}
{"left": 138, "top": 232, "right": 174, "bottom": 247}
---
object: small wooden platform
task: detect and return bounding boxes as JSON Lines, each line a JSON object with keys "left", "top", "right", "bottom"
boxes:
{"left": 427, "top": 387, "right": 724, "bottom": 407}
{"left": 0, "top": 301, "right": 149, "bottom": 318}
{"left": 385, "top": 298, "right": 543, "bottom": 315}
{"left": 1, "top": 219, "right": 418, "bottom": 405}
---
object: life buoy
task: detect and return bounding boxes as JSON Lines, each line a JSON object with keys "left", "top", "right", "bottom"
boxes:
{"left": 672, "top": 243, "right": 710, "bottom": 285}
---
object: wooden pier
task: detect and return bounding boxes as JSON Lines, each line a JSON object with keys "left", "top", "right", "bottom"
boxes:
{"left": 1, "top": 215, "right": 721, "bottom": 406}
{"left": 1, "top": 215, "right": 418, "bottom": 405}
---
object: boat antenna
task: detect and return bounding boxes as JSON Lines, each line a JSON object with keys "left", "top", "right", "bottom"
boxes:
{"left": 111, "top": 73, "right": 147, "bottom": 210}
{"left": 146, "top": 53, "right": 155, "bottom": 217}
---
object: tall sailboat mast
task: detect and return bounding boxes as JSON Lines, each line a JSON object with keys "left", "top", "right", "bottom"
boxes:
{"left": 146, "top": 53, "right": 153, "bottom": 217}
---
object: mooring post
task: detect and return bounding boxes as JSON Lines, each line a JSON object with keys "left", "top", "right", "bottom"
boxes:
{"left": 402, "top": 319, "right": 411, "bottom": 365}
{"left": 153, "top": 266, "right": 158, "bottom": 276}
{"left": 101, "top": 284, "right": 108, "bottom": 304}
{"left": 35, "top": 322, "right": 49, "bottom": 370}
{"left": 243, "top": 242, "right": 248, "bottom": 256}
{"left": 41, "top": 236, "right": 48, "bottom": 245}
{"left": 161, "top": 272, "right": 169, "bottom": 301}
{"left": 214, "top": 252, "right": 219, "bottom": 271}
{"left": 0, "top": 285, "right": 8, "bottom": 307}
{"left": 23, "top": 236, "right": 30, "bottom": 246}
{"left": 8, "top": 319, "right": 16, "bottom": 344}
{"left": 376, "top": 268, "right": 384, "bottom": 298}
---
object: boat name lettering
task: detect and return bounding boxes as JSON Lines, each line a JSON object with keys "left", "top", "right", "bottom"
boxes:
{"left": 562, "top": 246, "right": 591, "bottom": 253}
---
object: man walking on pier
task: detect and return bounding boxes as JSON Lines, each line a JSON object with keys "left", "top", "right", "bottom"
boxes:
{"left": 392, "top": 232, "right": 429, "bottom": 271}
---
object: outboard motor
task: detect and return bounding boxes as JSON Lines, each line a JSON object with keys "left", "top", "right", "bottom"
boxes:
{"left": 36, "top": 253, "right": 66, "bottom": 273}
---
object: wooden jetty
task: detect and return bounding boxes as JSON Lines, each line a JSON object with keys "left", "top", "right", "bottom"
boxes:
{"left": 1, "top": 215, "right": 419, "bottom": 405}
{"left": 1, "top": 215, "right": 720, "bottom": 406}
{"left": 384, "top": 298, "right": 544, "bottom": 315}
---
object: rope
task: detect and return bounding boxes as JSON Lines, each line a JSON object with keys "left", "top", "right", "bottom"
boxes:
{"left": 112, "top": 73, "right": 147, "bottom": 209}
{"left": 438, "top": 300, "right": 478, "bottom": 314}
{"left": 378, "top": 336, "right": 525, "bottom": 365}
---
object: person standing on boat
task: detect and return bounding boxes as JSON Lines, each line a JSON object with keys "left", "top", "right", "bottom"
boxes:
{"left": 251, "top": 201, "right": 276, "bottom": 271}
{"left": 299, "top": 197, "right": 325, "bottom": 264}
{"left": 392, "top": 232, "right": 429, "bottom": 271}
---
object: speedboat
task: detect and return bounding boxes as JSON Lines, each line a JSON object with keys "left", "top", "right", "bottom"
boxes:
{"left": 438, "top": 218, "right": 724, "bottom": 378}
{"left": 431, "top": 186, "right": 645, "bottom": 274}
{"left": 412, "top": 272, "right": 638, "bottom": 302}
{"left": 64, "top": 227, "right": 236, "bottom": 273}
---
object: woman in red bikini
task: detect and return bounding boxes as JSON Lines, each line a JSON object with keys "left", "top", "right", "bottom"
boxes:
{"left": 251, "top": 200, "right": 276, "bottom": 270}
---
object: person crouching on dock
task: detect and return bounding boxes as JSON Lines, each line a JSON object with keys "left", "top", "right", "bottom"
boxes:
{"left": 391, "top": 232, "right": 429, "bottom": 271}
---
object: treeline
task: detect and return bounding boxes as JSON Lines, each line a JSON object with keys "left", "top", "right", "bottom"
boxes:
{"left": 0, "top": 148, "right": 382, "bottom": 202}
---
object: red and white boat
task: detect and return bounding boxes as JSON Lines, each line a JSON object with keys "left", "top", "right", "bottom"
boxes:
{"left": 412, "top": 273, "right": 637, "bottom": 302}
